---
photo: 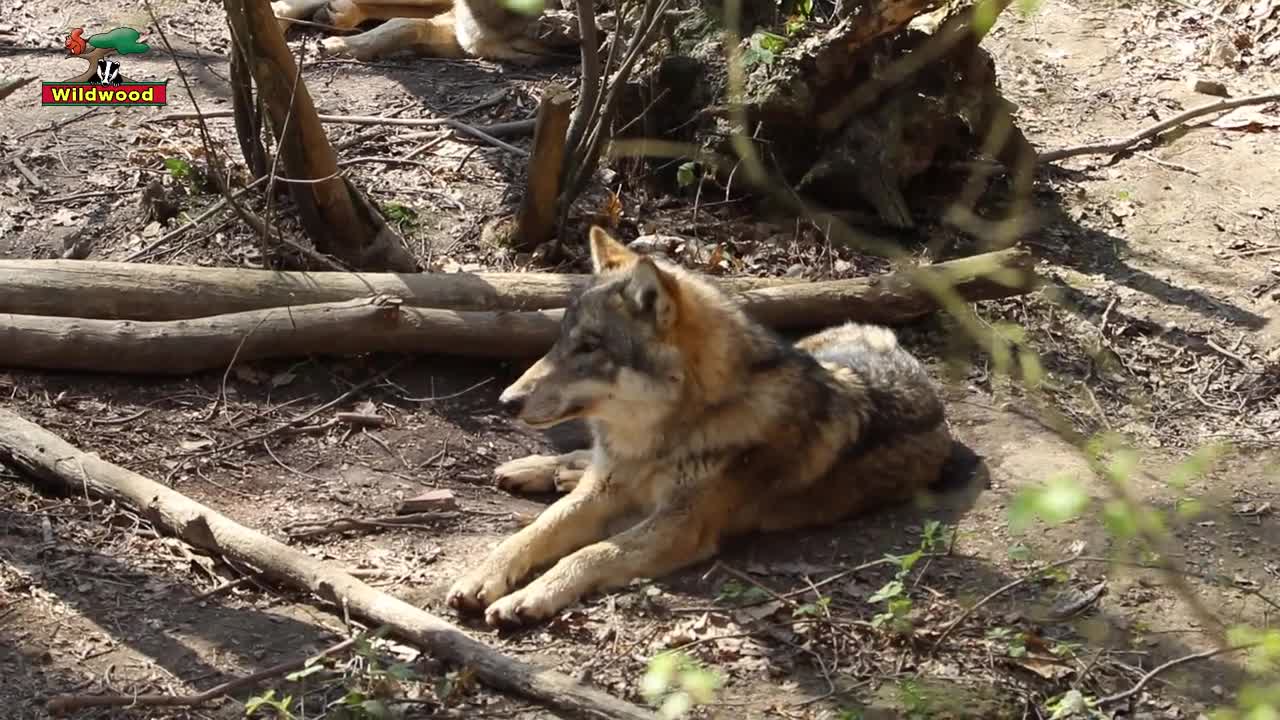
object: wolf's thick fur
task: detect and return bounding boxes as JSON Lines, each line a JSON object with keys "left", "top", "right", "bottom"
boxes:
{"left": 271, "top": 0, "right": 563, "bottom": 62}
{"left": 447, "top": 227, "right": 955, "bottom": 627}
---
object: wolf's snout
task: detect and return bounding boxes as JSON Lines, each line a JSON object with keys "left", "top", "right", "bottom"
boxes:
{"left": 498, "top": 389, "right": 527, "bottom": 417}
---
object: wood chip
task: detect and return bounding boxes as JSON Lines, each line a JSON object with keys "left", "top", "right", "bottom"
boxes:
{"left": 396, "top": 489, "right": 457, "bottom": 515}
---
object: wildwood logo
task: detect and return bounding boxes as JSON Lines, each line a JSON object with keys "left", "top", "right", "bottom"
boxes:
{"left": 41, "top": 26, "right": 168, "bottom": 107}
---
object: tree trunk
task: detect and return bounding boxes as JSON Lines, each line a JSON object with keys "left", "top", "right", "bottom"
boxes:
{"left": 222, "top": 0, "right": 419, "bottom": 272}
{"left": 512, "top": 84, "right": 574, "bottom": 252}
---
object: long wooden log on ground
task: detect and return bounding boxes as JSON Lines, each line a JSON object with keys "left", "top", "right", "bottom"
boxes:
{"left": 0, "top": 407, "right": 655, "bottom": 720}
{"left": 0, "top": 247, "right": 1035, "bottom": 322}
{"left": 0, "top": 248, "right": 1038, "bottom": 375}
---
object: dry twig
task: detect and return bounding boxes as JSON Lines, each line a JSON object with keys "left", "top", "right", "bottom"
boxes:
{"left": 1097, "top": 643, "right": 1257, "bottom": 706}
{"left": 1039, "top": 91, "right": 1280, "bottom": 164}
{"left": 284, "top": 511, "right": 461, "bottom": 540}
{"left": 46, "top": 634, "right": 361, "bottom": 713}
{"left": 933, "top": 547, "right": 1086, "bottom": 648}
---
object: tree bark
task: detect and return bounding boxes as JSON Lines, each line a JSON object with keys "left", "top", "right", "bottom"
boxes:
{"left": 61, "top": 47, "right": 114, "bottom": 83}
{"left": 222, "top": 0, "right": 418, "bottom": 272}
{"left": 1, "top": 297, "right": 562, "bottom": 374}
{"left": 229, "top": 38, "right": 268, "bottom": 180}
{"left": 0, "top": 247, "right": 1033, "bottom": 323}
{"left": 511, "top": 84, "right": 574, "bottom": 252}
{"left": 0, "top": 259, "right": 796, "bottom": 320}
{"left": 0, "top": 248, "right": 1038, "bottom": 375}
{"left": 0, "top": 408, "right": 655, "bottom": 720}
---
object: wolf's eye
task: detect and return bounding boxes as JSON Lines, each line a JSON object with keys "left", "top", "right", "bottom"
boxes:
{"left": 575, "top": 335, "right": 600, "bottom": 354}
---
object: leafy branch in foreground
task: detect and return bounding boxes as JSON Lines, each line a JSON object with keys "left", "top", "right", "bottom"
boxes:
{"left": 640, "top": 651, "right": 721, "bottom": 719}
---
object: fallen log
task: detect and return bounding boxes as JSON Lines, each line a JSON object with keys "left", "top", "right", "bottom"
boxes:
{"left": 0, "top": 407, "right": 655, "bottom": 720}
{"left": 0, "top": 259, "right": 783, "bottom": 320}
{"left": 0, "top": 248, "right": 1038, "bottom": 375}
{"left": 1, "top": 297, "right": 561, "bottom": 375}
{"left": 0, "top": 247, "right": 1034, "bottom": 322}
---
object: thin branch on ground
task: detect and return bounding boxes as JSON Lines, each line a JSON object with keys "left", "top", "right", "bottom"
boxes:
{"left": 155, "top": 109, "right": 516, "bottom": 130}
{"left": 1038, "top": 90, "right": 1280, "bottom": 164}
{"left": 45, "top": 633, "right": 362, "bottom": 713}
{"left": 443, "top": 118, "right": 529, "bottom": 156}
{"left": 0, "top": 75, "right": 37, "bottom": 101}
{"left": 284, "top": 511, "right": 462, "bottom": 540}
{"left": 16, "top": 107, "right": 100, "bottom": 141}
{"left": 932, "top": 547, "right": 1086, "bottom": 648}
{"left": 175, "top": 360, "right": 406, "bottom": 461}
{"left": 123, "top": 175, "right": 269, "bottom": 262}
{"left": 10, "top": 158, "right": 46, "bottom": 193}
{"left": 1097, "top": 643, "right": 1257, "bottom": 707}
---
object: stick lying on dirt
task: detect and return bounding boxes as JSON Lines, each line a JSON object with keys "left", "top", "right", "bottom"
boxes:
{"left": 0, "top": 76, "right": 37, "bottom": 102}
{"left": 0, "top": 408, "right": 655, "bottom": 720}
{"left": 0, "top": 246, "right": 1035, "bottom": 322}
{"left": 0, "top": 249, "right": 1038, "bottom": 375}
{"left": 1038, "top": 90, "right": 1280, "bottom": 164}
{"left": 46, "top": 635, "right": 361, "bottom": 713}
{"left": 284, "top": 511, "right": 462, "bottom": 540}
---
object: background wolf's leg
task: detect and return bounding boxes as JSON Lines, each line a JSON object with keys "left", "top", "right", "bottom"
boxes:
{"left": 446, "top": 479, "right": 630, "bottom": 613}
{"left": 462, "top": 34, "right": 555, "bottom": 65}
{"left": 495, "top": 450, "right": 591, "bottom": 493}
{"left": 321, "top": 16, "right": 465, "bottom": 60}
{"left": 271, "top": 0, "right": 329, "bottom": 32}
{"left": 484, "top": 504, "right": 721, "bottom": 627}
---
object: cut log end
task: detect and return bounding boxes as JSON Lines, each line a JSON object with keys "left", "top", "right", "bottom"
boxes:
{"left": 513, "top": 84, "right": 575, "bottom": 253}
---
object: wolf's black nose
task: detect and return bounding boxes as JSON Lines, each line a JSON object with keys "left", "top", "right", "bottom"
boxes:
{"left": 498, "top": 394, "right": 525, "bottom": 417}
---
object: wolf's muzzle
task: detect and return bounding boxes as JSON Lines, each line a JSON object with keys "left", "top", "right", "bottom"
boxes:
{"left": 498, "top": 391, "right": 526, "bottom": 417}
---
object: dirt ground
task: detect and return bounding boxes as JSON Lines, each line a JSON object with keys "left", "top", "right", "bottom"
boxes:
{"left": 1, "top": 0, "right": 1279, "bottom": 718}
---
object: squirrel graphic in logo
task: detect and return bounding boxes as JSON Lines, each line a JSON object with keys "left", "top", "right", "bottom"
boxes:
{"left": 59, "top": 26, "right": 149, "bottom": 84}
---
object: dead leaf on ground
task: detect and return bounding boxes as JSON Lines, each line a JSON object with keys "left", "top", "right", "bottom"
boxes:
{"left": 1012, "top": 654, "right": 1075, "bottom": 681}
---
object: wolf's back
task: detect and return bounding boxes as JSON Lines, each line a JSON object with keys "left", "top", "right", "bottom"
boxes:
{"left": 798, "top": 322, "right": 945, "bottom": 436}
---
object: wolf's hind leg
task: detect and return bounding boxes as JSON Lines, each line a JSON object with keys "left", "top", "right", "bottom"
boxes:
{"left": 271, "top": 0, "right": 329, "bottom": 32}
{"left": 321, "top": 15, "right": 464, "bottom": 60}
{"left": 485, "top": 500, "right": 722, "bottom": 627}
{"left": 446, "top": 475, "right": 625, "bottom": 613}
{"left": 495, "top": 450, "right": 591, "bottom": 494}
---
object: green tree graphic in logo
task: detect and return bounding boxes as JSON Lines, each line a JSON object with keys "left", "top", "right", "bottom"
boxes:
{"left": 62, "top": 27, "right": 150, "bottom": 84}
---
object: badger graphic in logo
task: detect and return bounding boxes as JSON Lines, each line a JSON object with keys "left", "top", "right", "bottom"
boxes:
{"left": 95, "top": 57, "right": 123, "bottom": 85}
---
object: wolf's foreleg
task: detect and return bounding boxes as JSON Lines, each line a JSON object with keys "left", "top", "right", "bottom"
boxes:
{"left": 446, "top": 476, "right": 625, "bottom": 612}
{"left": 494, "top": 450, "right": 591, "bottom": 494}
{"left": 484, "top": 502, "right": 721, "bottom": 627}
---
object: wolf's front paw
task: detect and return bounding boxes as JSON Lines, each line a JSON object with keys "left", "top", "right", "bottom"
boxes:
{"left": 484, "top": 583, "right": 561, "bottom": 628}
{"left": 495, "top": 451, "right": 590, "bottom": 494}
{"left": 446, "top": 567, "right": 513, "bottom": 614}
{"left": 319, "top": 36, "right": 350, "bottom": 57}
{"left": 495, "top": 454, "right": 561, "bottom": 494}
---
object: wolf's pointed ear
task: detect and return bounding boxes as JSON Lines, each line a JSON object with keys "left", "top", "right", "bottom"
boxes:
{"left": 588, "top": 226, "right": 636, "bottom": 274}
{"left": 625, "top": 256, "right": 680, "bottom": 330}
